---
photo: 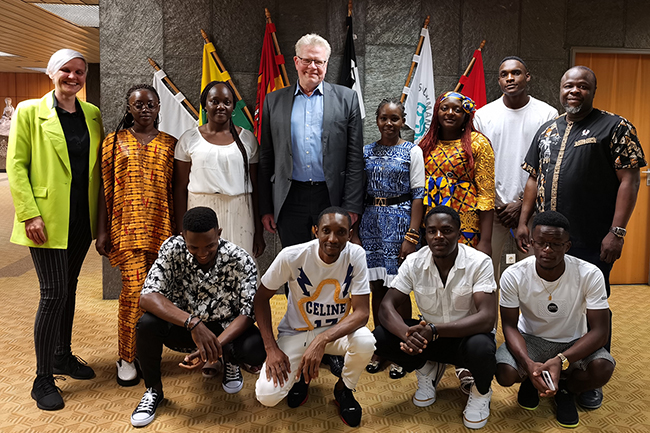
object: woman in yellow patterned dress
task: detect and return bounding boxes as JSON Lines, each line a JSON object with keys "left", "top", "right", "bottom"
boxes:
{"left": 96, "top": 84, "right": 176, "bottom": 387}
{"left": 419, "top": 91, "right": 494, "bottom": 256}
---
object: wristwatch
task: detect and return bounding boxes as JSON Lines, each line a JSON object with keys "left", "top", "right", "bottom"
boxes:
{"left": 609, "top": 226, "right": 627, "bottom": 238}
{"left": 557, "top": 352, "right": 569, "bottom": 370}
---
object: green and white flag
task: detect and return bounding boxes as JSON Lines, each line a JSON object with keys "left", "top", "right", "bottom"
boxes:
{"left": 404, "top": 27, "right": 435, "bottom": 143}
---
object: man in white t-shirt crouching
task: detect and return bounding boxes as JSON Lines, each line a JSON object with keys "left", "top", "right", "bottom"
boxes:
{"left": 496, "top": 211, "right": 615, "bottom": 429}
{"left": 254, "top": 206, "right": 375, "bottom": 427}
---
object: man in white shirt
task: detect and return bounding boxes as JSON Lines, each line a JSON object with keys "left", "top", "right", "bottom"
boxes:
{"left": 473, "top": 56, "right": 557, "bottom": 279}
{"left": 373, "top": 206, "right": 497, "bottom": 430}
{"left": 496, "top": 211, "right": 614, "bottom": 428}
{"left": 254, "top": 206, "right": 375, "bottom": 427}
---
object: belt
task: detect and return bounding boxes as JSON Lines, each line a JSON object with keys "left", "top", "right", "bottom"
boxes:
{"left": 365, "top": 193, "right": 411, "bottom": 207}
{"left": 292, "top": 180, "right": 327, "bottom": 186}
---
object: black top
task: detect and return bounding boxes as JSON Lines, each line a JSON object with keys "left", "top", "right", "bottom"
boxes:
{"left": 523, "top": 109, "right": 645, "bottom": 250}
{"left": 54, "top": 94, "right": 90, "bottom": 224}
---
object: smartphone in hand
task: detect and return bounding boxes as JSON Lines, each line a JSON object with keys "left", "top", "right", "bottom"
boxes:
{"left": 541, "top": 370, "right": 556, "bottom": 391}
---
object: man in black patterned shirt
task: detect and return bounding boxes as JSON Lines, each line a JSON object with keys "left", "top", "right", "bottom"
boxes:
{"left": 516, "top": 66, "right": 646, "bottom": 410}
{"left": 130, "top": 207, "right": 266, "bottom": 427}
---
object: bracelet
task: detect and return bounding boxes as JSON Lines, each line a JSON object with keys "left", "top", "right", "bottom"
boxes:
{"left": 184, "top": 314, "right": 195, "bottom": 330}
{"left": 428, "top": 323, "right": 439, "bottom": 341}
{"left": 404, "top": 235, "right": 418, "bottom": 245}
{"left": 407, "top": 228, "right": 420, "bottom": 237}
{"left": 189, "top": 317, "right": 202, "bottom": 331}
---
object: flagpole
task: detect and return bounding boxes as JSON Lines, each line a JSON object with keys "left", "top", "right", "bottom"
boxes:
{"left": 264, "top": 8, "right": 290, "bottom": 86}
{"left": 148, "top": 57, "right": 200, "bottom": 120}
{"left": 400, "top": 16, "right": 430, "bottom": 104}
{"left": 454, "top": 40, "right": 486, "bottom": 92}
{"left": 200, "top": 29, "right": 255, "bottom": 126}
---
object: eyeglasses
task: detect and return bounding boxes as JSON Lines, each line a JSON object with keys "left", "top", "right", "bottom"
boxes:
{"left": 531, "top": 239, "right": 567, "bottom": 251}
{"left": 297, "top": 56, "right": 327, "bottom": 67}
{"left": 129, "top": 101, "right": 159, "bottom": 111}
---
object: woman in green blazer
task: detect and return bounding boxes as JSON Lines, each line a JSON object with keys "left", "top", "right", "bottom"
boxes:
{"left": 7, "top": 49, "right": 104, "bottom": 411}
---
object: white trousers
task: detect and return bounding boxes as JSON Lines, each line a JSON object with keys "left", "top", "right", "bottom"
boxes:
{"left": 256, "top": 326, "right": 376, "bottom": 407}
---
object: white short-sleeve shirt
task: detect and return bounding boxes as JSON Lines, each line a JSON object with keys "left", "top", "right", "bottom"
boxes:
{"left": 391, "top": 243, "right": 496, "bottom": 324}
{"left": 261, "top": 239, "right": 370, "bottom": 336}
{"left": 500, "top": 255, "right": 609, "bottom": 343}
{"left": 175, "top": 127, "right": 259, "bottom": 196}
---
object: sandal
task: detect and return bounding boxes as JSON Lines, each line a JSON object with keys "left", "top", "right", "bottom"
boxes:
{"left": 389, "top": 364, "right": 406, "bottom": 379}
{"left": 366, "top": 359, "right": 381, "bottom": 374}
{"left": 201, "top": 360, "right": 222, "bottom": 378}
{"left": 455, "top": 367, "right": 474, "bottom": 395}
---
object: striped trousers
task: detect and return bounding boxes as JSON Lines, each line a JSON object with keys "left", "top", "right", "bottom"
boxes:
{"left": 116, "top": 250, "right": 158, "bottom": 362}
{"left": 29, "top": 216, "right": 91, "bottom": 376}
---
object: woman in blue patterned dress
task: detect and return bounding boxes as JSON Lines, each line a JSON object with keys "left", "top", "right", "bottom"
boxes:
{"left": 359, "top": 99, "right": 424, "bottom": 378}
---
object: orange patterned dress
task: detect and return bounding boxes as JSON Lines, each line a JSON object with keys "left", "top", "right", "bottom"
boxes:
{"left": 423, "top": 131, "right": 494, "bottom": 246}
{"left": 101, "top": 129, "right": 176, "bottom": 361}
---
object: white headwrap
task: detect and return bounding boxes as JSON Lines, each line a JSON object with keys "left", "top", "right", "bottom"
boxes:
{"left": 46, "top": 49, "right": 87, "bottom": 79}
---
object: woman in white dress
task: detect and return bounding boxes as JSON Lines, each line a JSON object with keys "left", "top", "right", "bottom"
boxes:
{"left": 174, "top": 81, "right": 265, "bottom": 258}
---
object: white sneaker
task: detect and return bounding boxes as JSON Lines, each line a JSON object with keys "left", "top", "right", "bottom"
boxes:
{"left": 412, "top": 361, "right": 446, "bottom": 407}
{"left": 116, "top": 359, "right": 139, "bottom": 387}
{"left": 463, "top": 384, "right": 492, "bottom": 429}
{"left": 222, "top": 362, "right": 243, "bottom": 394}
{"left": 131, "top": 387, "right": 163, "bottom": 427}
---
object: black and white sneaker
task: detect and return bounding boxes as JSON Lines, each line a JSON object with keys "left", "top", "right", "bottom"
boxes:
{"left": 334, "top": 384, "right": 362, "bottom": 427}
{"left": 222, "top": 362, "right": 244, "bottom": 394}
{"left": 131, "top": 388, "right": 163, "bottom": 427}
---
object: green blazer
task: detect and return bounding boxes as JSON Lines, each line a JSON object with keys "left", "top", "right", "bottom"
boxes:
{"left": 7, "top": 91, "right": 104, "bottom": 249}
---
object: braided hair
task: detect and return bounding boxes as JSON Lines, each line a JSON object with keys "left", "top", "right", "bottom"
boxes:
{"left": 112, "top": 84, "right": 160, "bottom": 149}
{"left": 200, "top": 81, "right": 250, "bottom": 194}
{"left": 418, "top": 92, "right": 477, "bottom": 170}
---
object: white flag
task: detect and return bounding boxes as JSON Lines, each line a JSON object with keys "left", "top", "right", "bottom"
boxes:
{"left": 404, "top": 27, "right": 435, "bottom": 143}
{"left": 153, "top": 69, "right": 198, "bottom": 139}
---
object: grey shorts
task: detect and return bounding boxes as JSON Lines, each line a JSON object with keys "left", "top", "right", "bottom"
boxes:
{"left": 496, "top": 333, "right": 615, "bottom": 378}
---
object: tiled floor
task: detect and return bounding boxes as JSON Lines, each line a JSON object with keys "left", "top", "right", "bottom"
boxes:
{"left": 0, "top": 172, "right": 649, "bottom": 432}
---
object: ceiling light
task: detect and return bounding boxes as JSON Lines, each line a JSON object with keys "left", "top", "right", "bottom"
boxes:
{"left": 22, "top": 67, "right": 47, "bottom": 73}
{"left": 35, "top": 4, "right": 99, "bottom": 28}
{"left": 0, "top": 51, "right": 18, "bottom": 57}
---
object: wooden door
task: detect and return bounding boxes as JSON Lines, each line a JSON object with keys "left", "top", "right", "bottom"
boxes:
{"left": 574, "top": 53, "right": 650, "bottom": 284}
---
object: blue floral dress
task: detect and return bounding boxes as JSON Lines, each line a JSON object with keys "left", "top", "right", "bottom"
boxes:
{"left": 359, "top": 140, "right": 425, "bottom": 285}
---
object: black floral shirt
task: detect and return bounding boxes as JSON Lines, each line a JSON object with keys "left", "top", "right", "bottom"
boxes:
{"left": 141, "top": 235, "right": 258, "bottom": 326}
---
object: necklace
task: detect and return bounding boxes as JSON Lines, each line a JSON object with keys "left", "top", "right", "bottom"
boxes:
{"left": 537, "top": 273, "right": 562, "bottom": 301}
{"left": 129, "top": 127, "right": 156, "bottom": 146}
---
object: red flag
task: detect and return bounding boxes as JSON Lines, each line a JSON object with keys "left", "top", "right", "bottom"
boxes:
{"left": 459, "top": 49, "right": 487, "bottom": 108}
{"left": 254, "top": 22, "right": 286, "bottom": 142}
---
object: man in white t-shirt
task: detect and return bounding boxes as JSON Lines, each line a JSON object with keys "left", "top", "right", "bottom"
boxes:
{"left": 373, "top": 206, "right": 497, "bottom": 430}
{"left": 496, "top": 211, "right": 615, "bottom": 428}
{"left": 254, "top": 206, "right": 375, "bottom": 427}
{"left": 473, "top": 56, "right": 558, "bottom": 279}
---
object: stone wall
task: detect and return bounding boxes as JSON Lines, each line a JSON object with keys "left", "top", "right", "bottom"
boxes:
{"left": 99, "top": 0, "right": 650, "bottom": 298}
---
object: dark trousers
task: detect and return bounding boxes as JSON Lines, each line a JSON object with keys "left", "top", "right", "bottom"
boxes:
{"left": 374, "top": 319, "right": 497, "bottom": 395}
{"left": 136, "top": 312, "right": 267, "bottom": 389}
{"left": 276, "top": 182, "right": 331, "bottom": 248}
{"left": 29, "top": 216, "right": 92, "bottom": 376}
{"left": 569, "top": 246, "right": 613, "bottom": 351}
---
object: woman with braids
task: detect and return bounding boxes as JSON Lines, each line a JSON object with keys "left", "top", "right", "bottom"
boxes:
{"left": 360, "top": 99, "right": 424, "bottom": 379}
{"left": 174, "top": 81, "right": 264, "bottom": 376}
{"left": 420, "top": 91, "right": 495, "bottom": 256}
{"left": 419, "top": 91, "right": 495, "bottom": 395}
{"left": 96, "top": 84, "right": 177, "bottom": 387}
{"left": 174, "top": 81, "right": 264, "bottom": 259}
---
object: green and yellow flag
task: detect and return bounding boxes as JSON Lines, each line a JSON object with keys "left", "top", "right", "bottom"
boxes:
{"left": 201, "top": 42, "right": 253, "bottom": 131}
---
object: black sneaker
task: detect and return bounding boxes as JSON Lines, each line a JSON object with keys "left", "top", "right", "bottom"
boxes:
{"left": 578, "top": 387, "right": 603, "bottom": 410}
{"left": 222, "top": 362, "right": 244, "bottom": 394}
{"left": 31, "top": 375, "right": 64, "bottom": 411}
{"left": 131, "top": 387, "right": 163, "bottom": 427}
{"left": 555, "top": 387, "right": 579, "bottom": 428}
{"left": 53, "top": 353, "right": 95, "bottom": 380}
{"left": 287, "top": 375, "right": 309, "bottom": 408}
{"left": 322, "top": 354, "right": 344, "bottom": 378}
{"left": 334, "top": 384, "right": 362, "bottom": 427}
{"left": 517, "top": 378, "right": 540, "bottom": 410}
